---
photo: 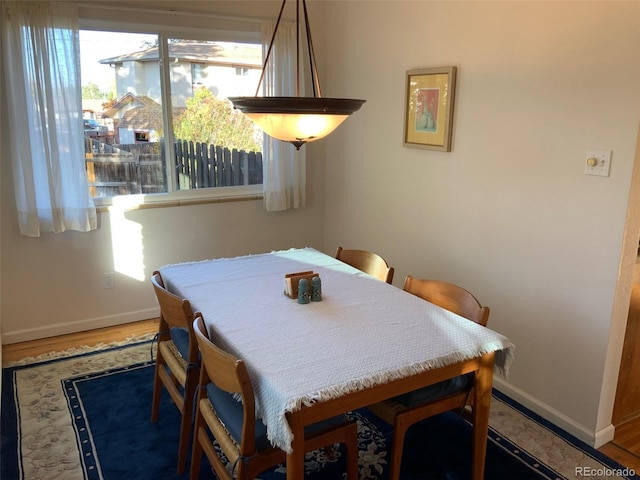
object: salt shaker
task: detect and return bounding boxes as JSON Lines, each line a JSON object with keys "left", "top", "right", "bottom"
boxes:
{"left": 311, "top": 276, "right": 322, "bottom": 302}
{"left": 297, "top": 278, "right": 310, "bottom": 304}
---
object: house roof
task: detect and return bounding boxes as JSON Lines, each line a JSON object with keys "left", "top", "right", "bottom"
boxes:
{"left": 102, "top": 92, "right": 184, "bottom": 132}
{"left": 117, "top": 104, "right": 163, "bottom": 132}
{"left": 101, "top": 93, "right": 159, "bottom": 119}
{"left": 99, "top": 42, "right": 261, "bottom": 69}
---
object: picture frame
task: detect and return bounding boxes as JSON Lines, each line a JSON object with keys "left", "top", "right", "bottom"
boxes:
{"left": 403, "top": 66, "right": 457, "bottom": 151}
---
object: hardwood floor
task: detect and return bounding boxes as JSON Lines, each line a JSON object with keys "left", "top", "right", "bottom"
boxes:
{"left": 2, "top": 318, "right": 640, "bottom": 473}
{"left": 607, "top": 419, "right": 640, "bottom": 468}
{"left": 600, "top": 260, "right": 640, "bottom": 473}
{"left": 1, "top": 318, "right": 158, "bottom": 364}
{"left": 612, "top": 272, "right": 640, "bottom": 426}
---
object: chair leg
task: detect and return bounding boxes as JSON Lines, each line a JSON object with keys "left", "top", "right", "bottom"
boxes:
{"left": 189, "top": 424, "right": 204, "bottom": 480}
{"left": 177, "top": 375, "right": 197, "bottom": 475}
{"left": 150, "top": 355, "right": 165, "bottom": 423}
{"left": 388, "top": 418, "right": 409, "bottom": 480}
{"left": 177, "top": 410, "right": 190, "bottom": 474}
{"left": 345, "top": 422, "right": 360, "bottom": 479}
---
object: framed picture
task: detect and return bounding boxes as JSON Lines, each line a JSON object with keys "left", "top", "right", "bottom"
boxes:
{"left": 403, "top": 66, "right": 457, "bottom": 151}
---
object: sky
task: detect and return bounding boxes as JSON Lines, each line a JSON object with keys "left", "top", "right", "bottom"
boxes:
{"left": 79, "top": 30, "right": 157, "bottom": 92}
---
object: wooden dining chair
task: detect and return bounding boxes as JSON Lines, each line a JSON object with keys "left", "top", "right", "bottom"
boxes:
{"left": 190, "top": 316, "right": 360, "bottom": 480}
{"left": 335, "top": 246, "right": 395, "bottom": 284}
{"left": 150, "top": 271, "right": 200, "bottom": 475}
{"left": 403, "top": 276, "right": 490, "bottom": 327}
{"left": 367, "top": 275, "right": 490, "bottom": 480}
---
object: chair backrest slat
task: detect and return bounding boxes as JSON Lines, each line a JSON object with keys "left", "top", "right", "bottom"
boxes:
{"left": 336, "top": 246, "right": 395, "bottom": 284}
{"left": 151, "top": 272, "right": 194, "bottom": 329}
{"left": 193, "top": 317, "right": 253, "bottom": 397}
{"left": 403, "top": 276, "right": 490, "bottom": 326}
{"left": 151, "top": 271, "right": 200, "bottom": 363}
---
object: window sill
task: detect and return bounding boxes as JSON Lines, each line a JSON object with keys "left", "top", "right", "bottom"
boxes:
{"left": 94, "top": 186, "right": 263, "bottom": 213}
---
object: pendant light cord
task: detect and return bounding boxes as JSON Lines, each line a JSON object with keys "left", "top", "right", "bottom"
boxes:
{"left": 252, "top": 0, "right": 322, "bottom": 99}
{"left": 253, "top": 0, "right": 287, "bottom": 97}
{"left": 302, "top": 0, "right": 321, "bottom": 97}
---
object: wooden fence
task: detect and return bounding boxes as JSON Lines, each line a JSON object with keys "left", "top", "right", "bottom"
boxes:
{"left": 84, "top": 138, "right": 263, "bottom": 197}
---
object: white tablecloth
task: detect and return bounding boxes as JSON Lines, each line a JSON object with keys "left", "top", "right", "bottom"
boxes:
{"left": 160, "top": 248, "right": 515, "bottom": 452}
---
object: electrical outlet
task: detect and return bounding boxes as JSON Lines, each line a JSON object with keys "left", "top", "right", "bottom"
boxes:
{"left": 104, "top": 272, "right": 115, "bottom": 289}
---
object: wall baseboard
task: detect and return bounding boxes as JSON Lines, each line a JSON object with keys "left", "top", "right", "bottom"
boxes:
{"left": 493, "top": 377, "right": 615, "bottom": 448}
{"left": 1, "top": 308, "right": 159, "bottom": 345}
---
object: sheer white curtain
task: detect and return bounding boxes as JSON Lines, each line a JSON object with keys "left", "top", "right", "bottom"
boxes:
{"left": 2, "top": 2, "right": 96, "bottom": 237}
{"left": 261, "top": 20, "right": 306, "bottom": 212}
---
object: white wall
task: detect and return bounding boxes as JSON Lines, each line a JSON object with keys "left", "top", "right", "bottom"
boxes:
{"left": 0, "top": 196, "right": 326, "bottom": 342}
{"left": 321, "top": 0, "right": 640, "bottom": 447}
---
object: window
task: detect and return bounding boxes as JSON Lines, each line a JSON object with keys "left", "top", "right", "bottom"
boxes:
{"left": 78, "top": 16, "right": 264, "bottom": 202}
{"left": 4, "top": 3, "right": 303, "bottom": 236}
{"left": 191, "top": 63, "right": 206, "bottom": 85}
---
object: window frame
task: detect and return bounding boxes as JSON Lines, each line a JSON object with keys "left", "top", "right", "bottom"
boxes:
{"left": 78, "top": 7, "right": 264, "bottom": 209}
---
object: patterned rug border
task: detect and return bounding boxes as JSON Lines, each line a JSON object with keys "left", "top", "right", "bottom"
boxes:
{"left": 3, "top": 340, "right": 639, "bottom": 480}
{"left": 491, "top": 389, "right": 638, "bottom": 479}
{"left": 487, "top": 423, "right": 561, "bottom": 479}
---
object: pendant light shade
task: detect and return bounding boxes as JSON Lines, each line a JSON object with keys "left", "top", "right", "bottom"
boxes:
{"left": 229, "top": 97, "right": 365, "bottom": 149}
{"left": 228, "top": 0, "right": 365, "bottom": 150}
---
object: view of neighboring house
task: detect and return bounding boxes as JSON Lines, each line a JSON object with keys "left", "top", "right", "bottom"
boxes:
{"left": 98, "top": 41, "right": 262, "bottom": 108}
{"left": 89, "top": 40, "right": 261, "bottom": 146}
{"left": 100, "top": 93, "right": 164, "bottom": 144}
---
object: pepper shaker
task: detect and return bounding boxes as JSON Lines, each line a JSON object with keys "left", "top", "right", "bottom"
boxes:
{"left": 311, "top": 276, "right": 322, "bottom": 301}
{"left": 297, "top": 278, "right": 310, "bottom": 304}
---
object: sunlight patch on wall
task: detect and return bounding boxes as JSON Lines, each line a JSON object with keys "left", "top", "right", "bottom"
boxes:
{"left": 109, "top": 196, "right": 145, "bottom": 281}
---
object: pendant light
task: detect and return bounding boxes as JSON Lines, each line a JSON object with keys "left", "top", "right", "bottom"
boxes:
{"left": 228, "top": 0, "right": 366, "bottom": 150}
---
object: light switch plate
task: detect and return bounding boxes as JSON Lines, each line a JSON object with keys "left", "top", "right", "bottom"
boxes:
{"left": 585, "top": 149, "right": 612, "bottom": 177}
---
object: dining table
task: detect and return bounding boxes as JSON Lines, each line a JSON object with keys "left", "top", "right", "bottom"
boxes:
{"left": 159, "top": 247, "right": 515, "bottom": 480}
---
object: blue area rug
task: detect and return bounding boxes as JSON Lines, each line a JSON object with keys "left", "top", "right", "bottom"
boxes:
{"left": 2, "top": 340, "right": 637, "bottom": 480}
